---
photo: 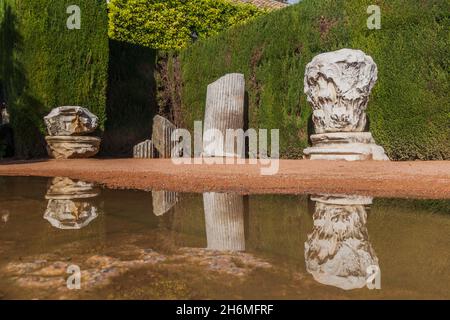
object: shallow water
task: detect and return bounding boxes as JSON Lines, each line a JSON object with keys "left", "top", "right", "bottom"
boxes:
{"left": 0, "top": 176, "right": 449, "bottom": 300}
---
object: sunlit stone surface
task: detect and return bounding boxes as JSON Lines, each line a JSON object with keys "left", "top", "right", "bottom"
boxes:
{"left": 44, "top": 106, "right": 101, "bottom": 159}
{"left": 44, "top": 106, "right": 98, "bottom": 136}
{"left": 44, "top": 177, "right": 100, "bottom": 230}
{"left": 304, "top": 194, "right": 379, "bottom": 290}
{"left": 203, "top": 73, "right": 245, "bottom": 157}
{"left": 133, "top": 139, "right": 156, "bottom": 159}
{"left": 152, "top": 115, "right": 178, "bottom": 158}
{"left": 303, "top": 49, "right": 388, "bottom": 160}
{"left": 203, "top": 192, "right": 245, "bottom": 251}
{"left": 45, "top": 136, "right": 101, "bottom": 159}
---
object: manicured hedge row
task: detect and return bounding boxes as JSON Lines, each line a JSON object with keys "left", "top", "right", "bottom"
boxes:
{"left": 108, "top": 0, "right": 266, "bottom": 50}
{"left": 172, "top": 0, "right": 449, "bottom": 160}
{"left": 0, "top": 0, "right": 109, "bottom": 158}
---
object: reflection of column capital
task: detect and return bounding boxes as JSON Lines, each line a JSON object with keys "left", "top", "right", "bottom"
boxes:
{"left": 44, "top": 177, "right": 100, "bottom": 230}
{"left": 305, "top": 194, "right": 378, "bottom": 290}
{"left": 44, "top": 200, "right": 98, "bottom": 230}
{"left": 204, "top": 192, "right": 245, "bottom": 252}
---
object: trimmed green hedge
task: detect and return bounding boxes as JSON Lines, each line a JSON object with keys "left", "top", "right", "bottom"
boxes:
{"left": 171, "top": 0, "right": 449, "bottom": 160}
{"left": 0, "top": 0, "right": 109, "bottom": 158}
{"left": 108, "top": 0, "right": 266, "bottom": 50}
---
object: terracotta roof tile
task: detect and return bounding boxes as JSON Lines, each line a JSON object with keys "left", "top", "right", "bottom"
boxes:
{"left": 230, "top": 0, "right": 288, "bottom": 10}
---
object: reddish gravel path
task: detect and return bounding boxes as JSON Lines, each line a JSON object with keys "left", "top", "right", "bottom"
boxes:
{"left": 0, "top": 159, "right": 449, "bottom": 199}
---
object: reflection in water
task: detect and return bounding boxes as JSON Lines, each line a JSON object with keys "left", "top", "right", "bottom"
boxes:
{"left": 152, "top": 191, "right": 178, "bottom": 216}
{"left": 1, "top": 210, "right": 9, "bottom": 223}
{"left": 305, "top": 194, "right": 379, "bottom": 290}
{"left": 44, "top": 177, "right": 101, "bottom": 230}
{"left": 203, "top": 192, "right": 245, "bottom": 251}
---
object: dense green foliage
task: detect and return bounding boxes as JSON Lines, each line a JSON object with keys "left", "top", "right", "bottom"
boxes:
{"left": 172, "top": 0, "right": 449, "bottom": 160}
{"left": 102, "top": 40, "right": 157, "bottom": 156}
{"left": 108, "top": 0, "right": 266, "bottom": 50}
{"left": 0, "top": 0, "right": 109, "bottom": 158}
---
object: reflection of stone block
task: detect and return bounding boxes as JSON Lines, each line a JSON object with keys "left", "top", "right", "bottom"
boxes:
{"left": 152, "top": 191, "right": 178, "bottom": 216}
{"left": 45, "top": 136, "right": 100, "bottom": 159}
{"left": 152, "top": 115, "right": 178, "bottom": 158}
{"left": 203, "top": 73, "right": 245, "bottom": 157}
{"left": 304, "top": 194, "right": 379, "bottom": 290}
{"left": 133, "top": 140, "right": 156, "bottom": 159}
{"left": 44, "top": 106, "right": 99, "bottom": 136}
{"left": 44, "top": 177, "right": 100, "bottom": 230}
{"left": 203, "top": 193, "right": 245, "bottom": 251}
{"left": 46, "top": 177, "right": 100, "bottom": 200}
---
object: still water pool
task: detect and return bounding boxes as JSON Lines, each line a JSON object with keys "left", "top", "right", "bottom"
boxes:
{"left": 0, "top": 176, "right": 449, "bottom": 299}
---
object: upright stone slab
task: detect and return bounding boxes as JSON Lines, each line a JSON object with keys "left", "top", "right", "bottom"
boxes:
{"left": 203, "top": 73, "right": 245, "bottom": 157}
{"left": 152, "top": 191, "right": 178, "bottom": 216}
{"left": 152, "top": 115, "right": 178, "bottom": 158}
{"left": 304, "top": 194, "right": 379, "bottom": 290}
{"left": 303, "top": 49, "right": 389, "bottom": 160}
{"left": 203, "top": 192, "right": 245, "bottom": 251}
{"left": 133, "top": 140, "right": 156, "bottom": 159}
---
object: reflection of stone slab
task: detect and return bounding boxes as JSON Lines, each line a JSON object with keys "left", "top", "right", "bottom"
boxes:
{"left": 46, "top": 177, "right": 100, "bottom": 200}
{"left": 133, "top": 140, "right": 156, "bottom": 159}
{"left": 304, "top": 194, "right": 379, "bottom": 290}
{"left": 44, "top": 199, "right": 98, "bottom": 230}
{"left": 152, "top": 191, "right": 178, "bottom": 216}
{"left": 203, "top": 73, "right": 245, "bottom": 157}
{"left": 44, "top": 106, "right": 98, "bottom": 136}
{"left": 203, "top": 193, "right": 245, "bottom": 251}
{"left": 303, "top": 49, "right": 388, "bottom": 161}
{"left": 45, "top": 136, "right": 100, "bottom": 159}
{"left": 152, "top": 115, "right": 177, "bottom": 158}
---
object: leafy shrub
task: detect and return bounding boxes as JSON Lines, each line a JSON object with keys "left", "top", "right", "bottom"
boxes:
{"left": 108, "top": 0, "right": 266, "bottom": 50}
{"left": 168, "top": 0, "right": 449, "bottom": 159}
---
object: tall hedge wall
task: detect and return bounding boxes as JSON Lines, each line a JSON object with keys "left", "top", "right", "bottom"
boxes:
{"left": 0, "top": 0, "right": 109, "bottom": 158}
{"left": 170, "top": 0, "right": 449, "bottom": 160}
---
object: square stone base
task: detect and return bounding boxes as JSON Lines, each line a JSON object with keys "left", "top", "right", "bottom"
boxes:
{"left": 303, "top": 132, "right": 389, "bottom": 161}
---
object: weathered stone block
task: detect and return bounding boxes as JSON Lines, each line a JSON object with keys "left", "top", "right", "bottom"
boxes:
{"left": 45, "top": 136, "right": 100, "bottom": 159}
{"left": 152, "top": 115, "right": 178, "bottom": 158}
{"left": 44, "top": 106, "right": 99, "bottom": 136}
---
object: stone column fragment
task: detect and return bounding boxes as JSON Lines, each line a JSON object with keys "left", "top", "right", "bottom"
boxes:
{"left": 133, "top": 140, "right": 156, "bottom": 158}
{"left": 203, "top": 73, "right": 245, "bottom": 157}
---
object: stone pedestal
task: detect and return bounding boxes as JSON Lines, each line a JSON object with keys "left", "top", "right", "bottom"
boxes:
{"left": 303, "top": 49, "right": 388, "bottom": 161}
{"left": 44, "top": 106, "right": 101, "bottom": 159}
{"left": 45, "top": 136, "right": 100, "bottom": 159}
{"left": 303, "top": 132, "right": 389, "bottom": 160}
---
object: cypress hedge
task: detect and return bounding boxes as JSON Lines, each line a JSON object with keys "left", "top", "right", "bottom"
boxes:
{"left": 170, "top": 0, "right": 449, "bottom": 160}
{"left": 0, "top": 0, "right": 109, "bottom": 158}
